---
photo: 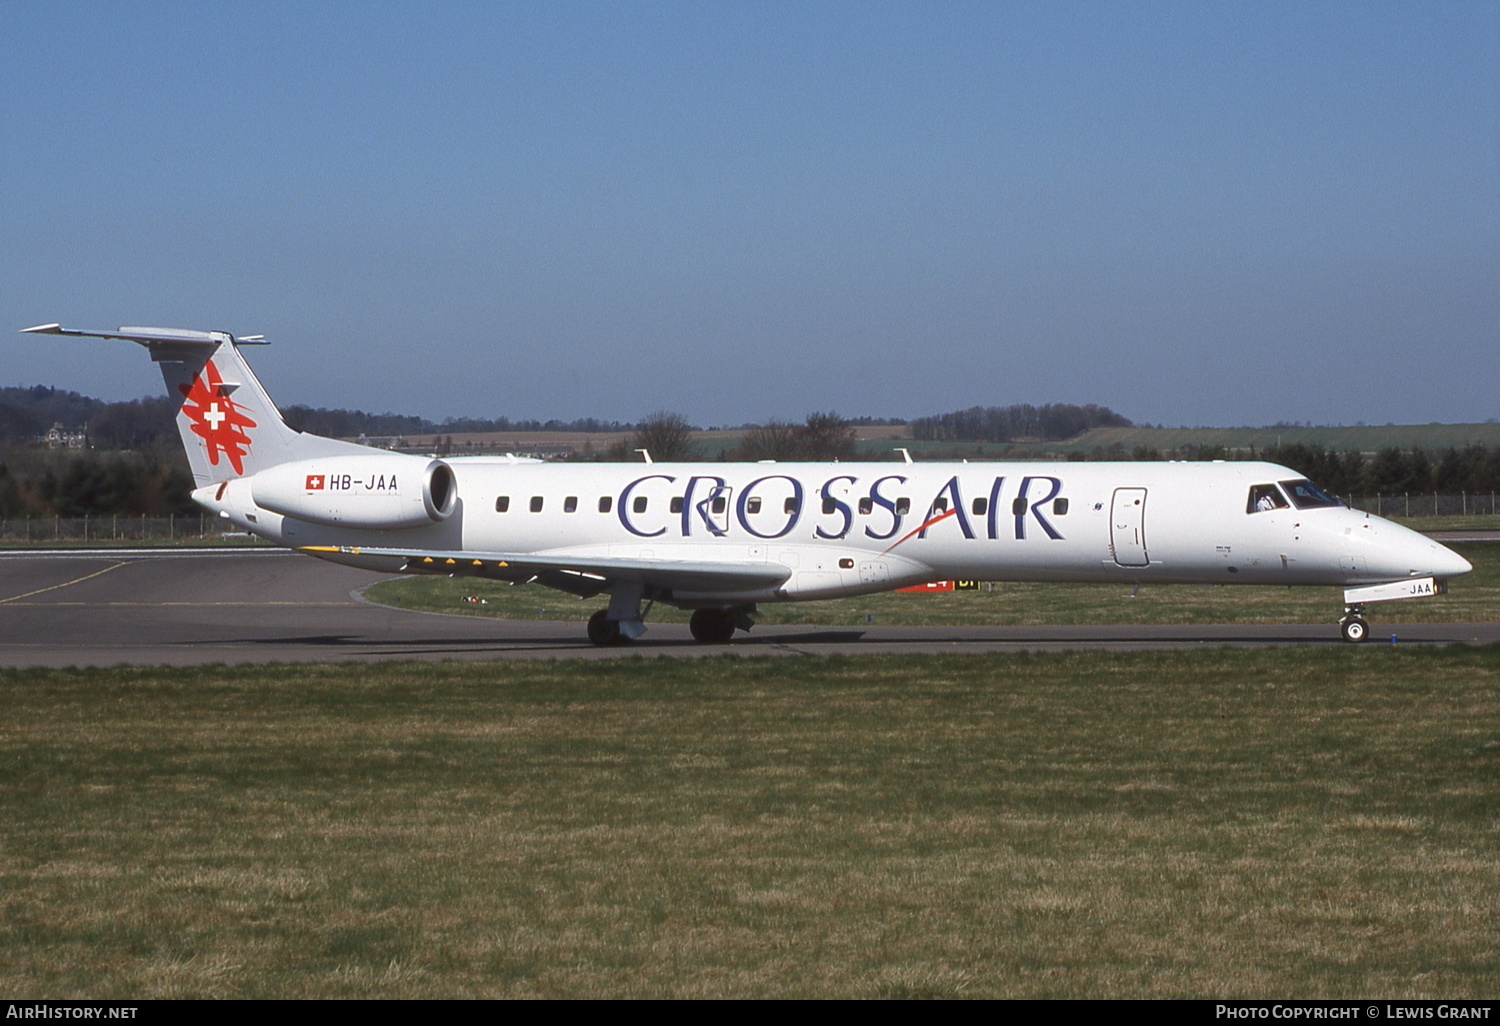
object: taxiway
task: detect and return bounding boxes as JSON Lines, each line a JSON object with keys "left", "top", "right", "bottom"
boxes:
{"left": 0, "top": 549, "right": 1494, "bottom": 667}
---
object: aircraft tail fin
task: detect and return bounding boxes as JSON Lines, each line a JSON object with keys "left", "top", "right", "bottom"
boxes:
{"left": 21, "top": 323, "right": 372, "bottom": 487}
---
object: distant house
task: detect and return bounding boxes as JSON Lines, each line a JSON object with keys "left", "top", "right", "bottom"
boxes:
{"left": 355, "top": 433, "right": 407, "bottom": 449}
{"left": 44, "top": 423, "right": 88, "bottom": 449}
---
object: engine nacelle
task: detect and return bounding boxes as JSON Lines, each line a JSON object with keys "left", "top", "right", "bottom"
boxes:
{"left": 250, "top": 455, "right": 457, "bottom": 529}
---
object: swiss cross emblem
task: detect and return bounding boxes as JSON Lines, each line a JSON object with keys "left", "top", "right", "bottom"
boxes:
{"left": 306, "top": 474, "right": 325, "bottom": 490}
{"left": 178, "top": 360, "right": 257, "bottom": 475}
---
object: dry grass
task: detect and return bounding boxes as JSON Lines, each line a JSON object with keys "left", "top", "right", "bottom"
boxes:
{"left": 2, "top": 648, "right": 1498, "bottom": 998}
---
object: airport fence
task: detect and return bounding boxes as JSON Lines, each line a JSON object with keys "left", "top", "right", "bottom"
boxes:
{"left": 0, "top": 514, "right": 251, "bottom": 543}
{"left": 1344, "top": 493, "right": 1498, "bottom": 518}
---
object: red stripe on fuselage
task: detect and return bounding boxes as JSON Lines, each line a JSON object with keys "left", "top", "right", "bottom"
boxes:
{"left": 881, "top": 507, "right": 956, "bottom": 555}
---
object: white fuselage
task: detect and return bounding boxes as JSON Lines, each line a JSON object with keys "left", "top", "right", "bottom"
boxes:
{"left": 27, "top": 324, "right": 1471, "bottom": 643}
{"left": 202, "top": 458, "right": 1470, "bottom": 606}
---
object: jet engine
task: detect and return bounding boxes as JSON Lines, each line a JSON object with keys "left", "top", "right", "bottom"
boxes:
{"left": 250, "top": 455, "right": 457, "bottom": 529}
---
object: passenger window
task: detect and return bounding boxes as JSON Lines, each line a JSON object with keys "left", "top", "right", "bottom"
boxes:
{"left": 858, "top": 498, "right": 873, "bottom": 515}
{"left": 822, "top": 497, "right": 837, "bottom": 515}
{"left": 1247, "top": 484, "right": 1289, "bottom": 514}
{"left": 838, "top": 558, "right": 855, "bottom": 569}
{"left": 1012, "top": 497, "right": 1027, "bottom": 516}
{"left": 633, "top": 496, "right": 648, "bottom": 514}
{"left": 783, "top": 496, "right": 798, "bottom": 515}
{"left": 933, "top": 498, "right": 949, "bottom": 513}
{"left": 495, "top": 496, "right": 510, "bottom": 513}
{"left": 972, "top": 497, "right": 988, "bottom": 516}
{"left": 1053, "top": 498, "right": 1069, "bottom": 516}
{"left": 670, "top": 497, "right": 683, "bottom": 514}
{"left": 564, "top": 496, "right": 578, "bottom": 513}
{"left": 895, "top": 498, "right": 911, "bottom": 515}
{"left": 747, "top": 497, "right": 762, "bottom": 514}
{"left": 530, "top": 496, "right": 544, "bottom": 513}
{"left": 711, "top": 496, "right": 726, "bottom": 514}
{"left": 598, "top": 496, "right": 612, "bottom": 513}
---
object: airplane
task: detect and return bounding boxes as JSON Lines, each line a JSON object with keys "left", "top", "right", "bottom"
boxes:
{"left": 21, "top": 322, "right": 1473, "bottom": 646}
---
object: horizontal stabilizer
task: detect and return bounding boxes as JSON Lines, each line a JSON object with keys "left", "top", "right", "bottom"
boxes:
{"left": 21, "top": 323, "right": 248, "bottom": 347}
{"left": 22, "top": 319, "right": 370, "bottom": 486}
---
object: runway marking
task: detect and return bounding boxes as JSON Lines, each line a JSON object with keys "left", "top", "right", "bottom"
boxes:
{"left": 0, "top": 561, "right": 132, "bottom": 604}
{"left": 0, "top": 601, "right": 356, "bottom": 607}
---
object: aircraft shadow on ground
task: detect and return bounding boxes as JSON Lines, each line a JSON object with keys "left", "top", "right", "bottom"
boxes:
{"left": 232, "top": 628, "right": 873, "bottom": 650}
{"left": 220, "top": 627, "right": 1391, "bottom": 652}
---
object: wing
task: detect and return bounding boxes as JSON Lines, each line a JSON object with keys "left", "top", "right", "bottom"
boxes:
{"left": 297, "top": 544, "right": 792, "bottom": 598}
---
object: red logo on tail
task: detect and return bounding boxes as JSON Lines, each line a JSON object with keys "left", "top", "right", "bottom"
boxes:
{"left": 179, "top": 360, "right": 257, "bottom": 475}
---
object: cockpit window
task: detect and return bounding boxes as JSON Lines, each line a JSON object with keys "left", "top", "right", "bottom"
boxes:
{"left": 1248, "top": 484, "right": 1289, "bottom": 513}
{"left": 1280, "top": 479, "right": 1341, "bottom": 510}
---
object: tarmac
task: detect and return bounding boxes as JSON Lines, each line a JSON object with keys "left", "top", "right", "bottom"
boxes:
{"left": 0, "top": 547, "right": 1493, "bottom": 667}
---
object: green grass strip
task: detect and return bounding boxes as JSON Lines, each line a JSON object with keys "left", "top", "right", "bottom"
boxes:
{"left": 3, "top": 647, "right": 1498, "bottom": 998}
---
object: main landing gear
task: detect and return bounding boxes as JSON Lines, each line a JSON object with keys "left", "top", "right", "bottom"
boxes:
{"left": 585, "top": 594, "right": 755, "bottom": 647}
{"left": 586, "top": 583, "right": 650, "bottom": 647}
{"left": 689, "top": 608, "right": 737, "bottom": 644}
{"left": 587, "top": 609, "right": 631, "bottom": 647}
{"left": 1339, "top": 604, "right": 1369, "bottom": 644}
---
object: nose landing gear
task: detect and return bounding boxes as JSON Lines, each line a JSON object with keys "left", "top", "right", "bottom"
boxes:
{"left": 1339, "top": 605, "right": 1369, "bottom": 643}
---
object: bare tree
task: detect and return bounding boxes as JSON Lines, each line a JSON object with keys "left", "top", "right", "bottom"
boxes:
{"left": 733, "top": 412, "right": 855, "bottom": 461}
{"left": 733, "top": 420, "right": 801, "bottom": 461}
{"left": 798, "top": 411, "right": 856, "bottom": 461}
{"left": 629, "top": 410, "right": 696, "bottom": 462}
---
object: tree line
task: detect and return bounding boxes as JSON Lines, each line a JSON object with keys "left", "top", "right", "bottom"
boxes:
{"left": 281, "top": 406, "right": 635, "bottom": 439}
{"left": 911, "top": 403, "right": 1132, "bottom": 442}
{"left": 4, "top": 384, "right": 1498, "bottom": 514}
{"left": 611, "top": 411, "right": 859, "bottom": 463}
{"left": 0, "top": 386, "right": 640, "bottom": 449}
{"left": 1071, "top": 442, "right": 1500, "bottom": 496}
{"left": 0, "top": 455, "right": 197, "bottom": 518}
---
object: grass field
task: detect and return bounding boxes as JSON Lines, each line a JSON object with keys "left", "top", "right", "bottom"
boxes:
{"left": 365, "top": 542, "right": 1498, "bottom": 628}
{"left": 1401, "top": 515, "right": 1500, "bottom": 530}
{"left": 2, "top": 648, "right": 1497, "bottom": 998}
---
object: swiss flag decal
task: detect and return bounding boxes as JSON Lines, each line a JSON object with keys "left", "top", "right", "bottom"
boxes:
{"left": 178, "top": 360, "right": 257, "bottom": 475}
{"left": 306, "top": 474, "right": 325, "bottom": 490}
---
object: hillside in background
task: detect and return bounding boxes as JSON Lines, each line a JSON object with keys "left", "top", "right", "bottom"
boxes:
{"left": 1068, "top": 423, "right": 1500, "bottom": 455}
{"left": 0, "top": 385, "right": 106, "bottom": 442}
{"left": 869, "top": 423, "right": 1500, "bottom": 462}
{"left": 5, "top": 380, "right": 1493, "bottom": 459}
{"left": 1, "top": 380, "right": 1497, "bottom": 517}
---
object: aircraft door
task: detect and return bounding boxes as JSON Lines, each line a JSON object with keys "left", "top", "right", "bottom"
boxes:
{"left": 1110, "top": 487, "right": 1149, "bottom": 567}
{"left": 700, "top": 484, "right": 732, "bottom": 536}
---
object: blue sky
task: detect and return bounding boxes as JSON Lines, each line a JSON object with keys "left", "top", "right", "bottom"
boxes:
{"left": 3, "top": 1, "right": 1496, "bottom": 427}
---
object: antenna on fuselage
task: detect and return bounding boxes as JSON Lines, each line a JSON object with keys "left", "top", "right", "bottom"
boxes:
{"left": 635, "top": 449, "right": 653, "bottom": 464}
{"left": 893, "top": 447, "right": 913, "bottom": 464}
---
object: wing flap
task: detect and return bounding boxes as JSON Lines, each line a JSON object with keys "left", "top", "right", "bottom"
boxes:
{"left": 298, "top": 545, "right": 792, "bottom": 593}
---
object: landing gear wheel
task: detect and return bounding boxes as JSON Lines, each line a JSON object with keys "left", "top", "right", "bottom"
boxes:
{"left": 689, "top": 608, "right": 736, "bottom": 644}
{"left": 1340, "top": 616, "right": 1369, "bottom": 644}
{"left": 587, "top": 609, "right": 629, "bottom": 647}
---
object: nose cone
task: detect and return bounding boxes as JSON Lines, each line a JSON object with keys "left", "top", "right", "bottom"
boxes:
{"left": 1359, "top": 518, "right": 1473, "bottom": 581}
{"left": 1432, "top": 542, "right": 1473, "bottom": 579}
